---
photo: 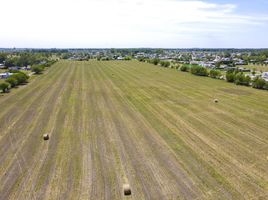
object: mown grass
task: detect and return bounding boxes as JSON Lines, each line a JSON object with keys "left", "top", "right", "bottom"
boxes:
{"left": 98, "top": 60, "right": 268, "bottom": 199}
{"left": 0, "top": 60, "right": 267, "bottom": 200}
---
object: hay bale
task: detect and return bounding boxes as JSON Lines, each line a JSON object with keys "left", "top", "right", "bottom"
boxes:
{"left": 43, "top": 134, "right": 49, "bottom": 140}
{"left": 214, "top": 99, "right": 219, "bottom": 103}
{"left": 123, "top": 184, "right": 131, "bottom": 196}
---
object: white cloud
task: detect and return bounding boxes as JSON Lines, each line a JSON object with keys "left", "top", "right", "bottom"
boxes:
{"left": 0, "top": 0, "right": 267, "bottom": 47}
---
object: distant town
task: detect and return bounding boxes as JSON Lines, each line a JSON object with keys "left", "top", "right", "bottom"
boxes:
{"left": 1, "top": 48, "right": 268, "bottom": 91}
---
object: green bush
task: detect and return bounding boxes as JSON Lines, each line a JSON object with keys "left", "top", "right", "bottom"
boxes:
{"left": 180, "top": 65, "right": 189, "bottom": 72}
{"left": 252, "top": 77, "right": 266, "bottom": 89}
{"left": 0, "top": 82, "right": 9, "bottom": 93}
{"left": 160, "top": 61, "right": 170, "bottom": 68}
{"left": 209, "top": 69, "right": 221, "bottom": 79}
{"left": 10, "top": 72, "right": 29, "bottom": 85}
{"left": 234, "top": 73, "right": 251, "bottom": 86}
{"left": 190, "top": 65, "right": 208, "bottom": 76}
{"left": 265, "top": 82, "right": 268, "bottom": 90}
{"left": 32, "top": 65, "right": 44, "bottom": 74}
{"left": 44, "top": 60, "right": 56, "bottom": 67}
{"left": 124, "top": 56, "right": 132, "bottom": 61}
{"left": 8, "top": 69, "right": 20, "bottom": 73}
{"left": 138, "top": 57, "right": 146, "bottom": 62}
{"left": 5, "top": 77, "right": 18, "bottom": 88}
{"left": 150, "top": 58, "right": 160, "bottom": 65}
{"left": 226, "top": 71, "right": 235, "bottom": 82}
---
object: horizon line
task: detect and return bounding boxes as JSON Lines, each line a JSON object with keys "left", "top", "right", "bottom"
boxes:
{"left": 1, "top": 47, "right": 268, "bottom": 50}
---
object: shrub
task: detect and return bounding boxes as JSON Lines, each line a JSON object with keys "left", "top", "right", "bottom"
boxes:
{"left": 0, "top": 83, "right": 9, "bottom": 93}
{"left": 44, "top": 60, "right": 56, "bottom": 67}
{"left": 190, "top": 65, "right": 208, "bottom": 76}
{"left": 150, "top": 58, "right": 160, "bottom": 65}
{"left": 32, "top": 65, "right": 44, "bottom": 74}
{"left": 138, "top": 57, "right": 146, "bottom": 62}
{"left": 252, "top": 77, "right": 266, "bottom": 89}
{"left": 10, "top": 72, "right": 29, "bottom": 85}
{"left": 8, "top": 69, "right": 20, "bottom": 73}
{"left": 209, "top": 69, "right": 221, "bottom": 79}
{"left": 226, "top": 71, "right": 235, "bottom": 82}
{"left": 160, "top": 61, "right": 170, "bottom": 68}
{"left": 5, "top": 77, "right": 18, "bottom": 88}
{"left": 234, "top": 73, "right": 251, "bottom": 86}
{"left": 265, "top": 82, "right": 268, "bottom": 90}
{"left": 180, "top": 65, "right": 189, "bottom": 72}
{"left": 244, "top": 76, "right": 251, "bottom": 86}
{"left": 124, "top": 56, "right": 132, "bottom": 61}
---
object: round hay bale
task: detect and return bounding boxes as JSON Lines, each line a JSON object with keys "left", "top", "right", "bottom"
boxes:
{"left": 123, "top": 184, "right": 131, "bottom": 196}
{"left": 43, "top": 134, "right": 49, "bottom": 140}
{"left": 214, "top": 99, "right": 219, "bottom": 103}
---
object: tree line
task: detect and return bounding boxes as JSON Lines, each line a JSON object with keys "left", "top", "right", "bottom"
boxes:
{"left": 138, "top": 58, "right": 268, "bottom": 91}
{"left": 0, "top": 52, "right": 53, "bottom": 67}
{"left": 0, "top": 60, "right": 57, "bottom": 93}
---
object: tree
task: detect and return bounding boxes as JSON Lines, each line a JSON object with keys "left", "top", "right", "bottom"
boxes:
{"left": 252, "top": 77, "right": 266, "bottom": 89}
{"left": 265, "top": 82, "right": 268, "bottom": 90}
{"left": 252, "top": 68, "right": 256, "bottom": 76}
{"left": 32, "top": 65, "right": 44, "bottom": 74}
{"left": 224, "top": 52, "right": 231, "bottom": 58}
{"left": 138, "top": 57, "right": 146, "bottom": 62}
{"left": 244, "top": 76, "right": 251, "bottom": 86}
{"left": 0, "top": 83, "right": 9, "bottom": 93}
{"left": 209, "top": 69, "right": 221, "bottom": 79}
{"left": 44, "top": 60, "right": 56, "bottom": 67}
{"left": 234, "top": 73, "right": 251, "bottom": 86}
{"left": 124, "top": 56, "right": 132, "bottom": 61}
{"left": 190, "top": 65, "right": 208, "bottom": 76}
{"left": 10, "top": 72, "right": 29, "bottom": 85}
{"left": 226, "top": 71, "right": 235, "bottom": 82}
{"left": 0, "top": 53, "right": 7, "bottom": 63}
{"left": 180, "top": 65, "right": 189, "bottom": 72}
{"left": 4, "top": 57, "right": 18, "bottom": 67}
{"left": 151, "top": 58, "right": 160, "bottom": 65}
{"left": 160, "top": 61, "right": 170, "bottom": 68}
{"left": 5, "top": 77, "right": 18, "bottom": 88}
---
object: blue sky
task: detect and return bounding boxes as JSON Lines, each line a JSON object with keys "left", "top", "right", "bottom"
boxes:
{"left": 205, "top": 0, "right": 268, "bottom": 14}
{"left": 0, "top": 0, "right": 268, "bottom": 48}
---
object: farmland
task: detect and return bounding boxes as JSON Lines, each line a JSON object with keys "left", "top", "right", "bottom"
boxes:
{"left": 0, "top": 60, "right": 267, "bottom": 200}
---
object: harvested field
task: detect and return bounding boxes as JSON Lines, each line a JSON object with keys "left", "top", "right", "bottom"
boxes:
{"left": 0, "top": 60, "right": 267, "bottom": 200}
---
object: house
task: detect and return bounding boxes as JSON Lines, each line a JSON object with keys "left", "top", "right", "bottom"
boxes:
{"left": 238, "top": 67, "right": 251, "bottom": 72}
{"left": 190, "top": 61, "right": 202, "bottom": 65}
{"left": 39, "top": 61, "right": 47, "bottom": 65}
{"left": 0, "top": 63, "right": 4, "bottom": 69}
{"left": 0, "top": 72, "right": 13, "bottom": 79}
{"left": 9, "top": 66, "right": 21, "bottom": 70}
{"left": 261, "top": 72, "right": 268, "bottom": 82}
{"left": 262, "top": 72, "right": 268, "bottom": 79}
{"left": 235, "top": 60, "right": 246, "bottom": 65}
{"left": 218, "top": 65, "right": 228, "bottom": 70}
{"left": 203, "top": 61, "right": 215, "bottom": 68}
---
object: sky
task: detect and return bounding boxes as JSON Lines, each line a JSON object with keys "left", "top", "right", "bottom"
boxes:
{"left": 1, "top": 0, "right": 268, "bottom": 48}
